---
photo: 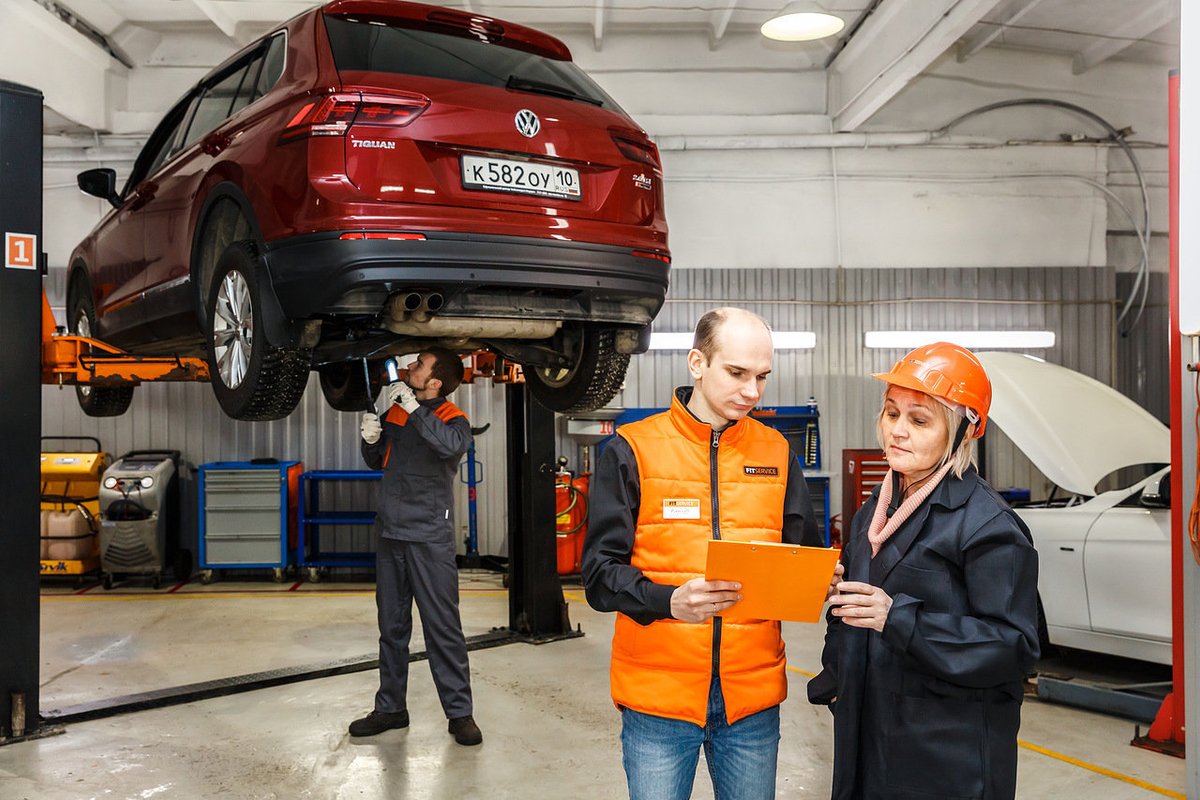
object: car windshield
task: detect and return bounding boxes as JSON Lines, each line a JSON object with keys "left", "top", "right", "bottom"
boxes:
{"left": 324, "top": 15, "right": 622, "bottom": 112}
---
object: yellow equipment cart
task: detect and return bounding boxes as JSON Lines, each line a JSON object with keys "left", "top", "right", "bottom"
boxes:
{"left": 40, "top": 436, "right": 106, "bottom": 580}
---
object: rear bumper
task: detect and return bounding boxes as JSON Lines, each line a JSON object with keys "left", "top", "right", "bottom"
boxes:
{"left": 263, "top": 230, "right": 670, "bottom": 326}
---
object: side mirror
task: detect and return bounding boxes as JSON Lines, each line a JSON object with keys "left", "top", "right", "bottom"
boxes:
{"left": 77, "top": 168, "right": 121, "bottom": 208}
{"left": 1140, "top": 471, "right": 1171, "bottom": 509}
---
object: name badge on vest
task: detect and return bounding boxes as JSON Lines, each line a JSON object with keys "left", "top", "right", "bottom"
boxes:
{"left": 663, "top": 498, "right": 701, "bottom": 520}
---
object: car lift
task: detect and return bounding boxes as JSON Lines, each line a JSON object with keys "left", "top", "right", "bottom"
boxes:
{"left": 2, "top": 80, "right": 573, "bottom": 744}
{"left": 39, "top": 290, "right": 210, "bottom": 387}
{"left": 1132, "top": 70, "right": 1188, "bottom": 759}
{"left": 404, "top": 351, "right": 577, "bottom": 639}
{"left": 2, "top": 79, "right": 49, "bottom": 744}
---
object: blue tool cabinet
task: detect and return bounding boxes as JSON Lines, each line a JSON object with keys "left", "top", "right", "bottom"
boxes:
{"left": 296, "top": 470, "right": 380, "bottom": 580}
{"left": 198, "top": 460, "right": 300, "bottom": 582}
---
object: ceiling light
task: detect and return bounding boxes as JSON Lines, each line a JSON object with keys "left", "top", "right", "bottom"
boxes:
{"left": 649, "top": 331, "right": 817, "bottom": 350}
{"left": 864, "top": 331, "right": 1057, "bottom": 350}
{"left": 760, "top": 2, "right": 845, "bottom": 42}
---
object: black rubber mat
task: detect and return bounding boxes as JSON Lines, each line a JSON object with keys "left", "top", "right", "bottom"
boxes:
{"left": 41, "top": 628, "right": 525, "bottom": 726}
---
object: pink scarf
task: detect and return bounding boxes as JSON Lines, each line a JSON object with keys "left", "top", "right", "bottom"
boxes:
{"left": 867, "top": 462, "right": 955, "bottom": 557}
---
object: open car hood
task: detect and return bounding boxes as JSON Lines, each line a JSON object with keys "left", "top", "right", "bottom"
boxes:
{"left": 976, "top": 352, "right": 1169, "bottom": 496}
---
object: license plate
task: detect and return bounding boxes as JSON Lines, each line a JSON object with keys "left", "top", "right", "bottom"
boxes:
{"left": 461, "top": 155, "right": 581, "bottom": 201}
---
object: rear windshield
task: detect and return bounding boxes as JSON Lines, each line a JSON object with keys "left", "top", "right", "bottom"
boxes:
{"left": 323, "top": 15, "right": 622, "bottom": 111}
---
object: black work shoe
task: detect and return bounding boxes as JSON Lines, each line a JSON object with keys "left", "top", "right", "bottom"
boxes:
{"left": 348, "top": 710, "right": 409, "bottom": 737}
{"left": 448, "top": 715, "right": 483, "bottom": 746}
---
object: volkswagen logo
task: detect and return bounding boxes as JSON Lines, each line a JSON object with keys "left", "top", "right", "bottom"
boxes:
{"left": 515, "top": 109, "right": 541, "bottom": 138}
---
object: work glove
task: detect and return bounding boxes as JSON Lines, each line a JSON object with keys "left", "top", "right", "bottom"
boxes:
{"left": 387, "top": 381, "right": 420, "bottom": 413}
{"left": 361, "top": 413, "right": 382, "bottom": 444}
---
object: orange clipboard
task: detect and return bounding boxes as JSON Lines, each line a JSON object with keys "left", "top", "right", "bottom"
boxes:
{"left": 704, "top": 540, "right": 841, "bottom": 623}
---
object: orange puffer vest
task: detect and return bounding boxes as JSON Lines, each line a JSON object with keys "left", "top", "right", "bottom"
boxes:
{"left": 611, "top": 393, "right": 790, "bottom": 726}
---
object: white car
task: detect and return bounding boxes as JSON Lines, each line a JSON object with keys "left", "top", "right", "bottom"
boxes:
{"left": 977, "top": 352, "right": 1171, "bottom": 665}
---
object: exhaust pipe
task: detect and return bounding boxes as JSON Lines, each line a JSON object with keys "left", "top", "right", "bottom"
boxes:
{"left": 383, "top": 314, "right": 560, "bottom": 339}
{"left": 391, "top": 291, "right": 446, "bottom": 323}
{"left": 389, "top": 292, "right": 424, "bottom": 322}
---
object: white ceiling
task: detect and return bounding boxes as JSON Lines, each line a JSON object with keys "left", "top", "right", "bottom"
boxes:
{"left": 23, "top": 0, "right": 1180, "bottom": 136}
{"left": 44, "top": 0, "right": 1179, "bottom": 65}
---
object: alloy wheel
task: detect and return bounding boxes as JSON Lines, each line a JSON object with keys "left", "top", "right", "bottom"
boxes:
{"left": 212, "top": 270, "right": 254, "bottom": 389}
{"left": 75, "top": 310, "right": 92, "bottom": 399}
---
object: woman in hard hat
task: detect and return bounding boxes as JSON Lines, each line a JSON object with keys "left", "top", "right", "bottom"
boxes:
{"left": 808, "top": 342, "right": 1040, "bottom": 800}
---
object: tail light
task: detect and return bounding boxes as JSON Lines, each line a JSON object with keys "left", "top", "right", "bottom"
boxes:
{"left": 280, "top": 91, "right": 430, "bottom": 143}
{"left": 610, "top": 129, "right": 661, "bottom": 168}
{"left": 339, "top": 232, "right": 427, "bottom": 241}
{"left": 633, "top": 250, "right": 670, "bottom": 264}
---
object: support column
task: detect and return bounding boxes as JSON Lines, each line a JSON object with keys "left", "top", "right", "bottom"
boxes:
{"left": 505, "top": 384, "right": 571, "bottom": 638}
{"left": 0, "top": 80, "right": 44, "bottom": 742}
{"left": 1173, "top": 28, "right": 1200, "bottom": 784}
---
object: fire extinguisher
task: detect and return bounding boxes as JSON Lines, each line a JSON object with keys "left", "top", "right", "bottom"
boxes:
{"left": 554, "top": 457, "right": 590, "bottom": 576}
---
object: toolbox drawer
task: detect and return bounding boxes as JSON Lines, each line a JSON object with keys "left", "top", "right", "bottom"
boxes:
{"left": 204, "top": 533, "right": 281, "bottom": 565}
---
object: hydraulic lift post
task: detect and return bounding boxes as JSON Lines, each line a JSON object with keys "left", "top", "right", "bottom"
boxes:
{"left": 505, "top": 383, "right": 573, "bottom": 639}
{"left": 1134, "top": 69, "right": 1188, "bottom": 759}
{"left": 0, "top": 80, "right": 45, "bottom": 743}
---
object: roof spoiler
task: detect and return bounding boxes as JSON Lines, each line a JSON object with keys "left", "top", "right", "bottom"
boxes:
{"left": 321, "top": 0, "right": 573, "bottom": 61}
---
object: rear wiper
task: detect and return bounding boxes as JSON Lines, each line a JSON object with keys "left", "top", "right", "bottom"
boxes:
{"left": 505, "top": 75, "right": 603, "bottom": 106}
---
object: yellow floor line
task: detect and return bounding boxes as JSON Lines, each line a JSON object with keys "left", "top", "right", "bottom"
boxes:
{"left": 1017, "top": 740, "right": 1184, "bottom": 798}
{"left": 786, "top": 665, "right": 816, "bottom": 678}
{"left": 41, "top": 592, "right": 373, "bottom": 602}
{"left": 41, "top": 589, "right": 509, "bottom": 602}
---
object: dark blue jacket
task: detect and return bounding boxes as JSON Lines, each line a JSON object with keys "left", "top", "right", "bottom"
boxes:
{"left": 361, "top": 397, "right": 470, "bottom": 543}
{"left": 808, "top": 467, "right": 1039, "bottom": 800}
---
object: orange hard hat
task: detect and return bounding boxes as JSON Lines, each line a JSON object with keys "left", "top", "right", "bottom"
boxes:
{"left": 872, "top": 342, "right": 992, "bottom": 437}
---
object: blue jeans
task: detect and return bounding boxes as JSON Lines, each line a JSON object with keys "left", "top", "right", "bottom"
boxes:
{"left": 621, "top": 676, "right": 780, "bottom": 800}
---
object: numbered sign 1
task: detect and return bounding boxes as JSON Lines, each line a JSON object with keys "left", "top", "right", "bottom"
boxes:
{"left": 5, "top": 232, "right": 36, "bottom": 270}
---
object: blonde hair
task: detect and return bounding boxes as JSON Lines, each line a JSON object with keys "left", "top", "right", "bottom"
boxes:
{"left": 875, "top": 387, "right": 978, "bottom": 479}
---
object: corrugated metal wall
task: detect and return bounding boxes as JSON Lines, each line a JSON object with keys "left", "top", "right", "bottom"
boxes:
{"left": 46, "top": 265, "right": 1123, "bottom": 560}
{"left": 42, "top": 375, "right": 514, "bottom": 559}
{"left": 558, "top": 266, "right": 1120, "bottom": 516}
{"left": 43, "top": 267, "right": 512, "bottom": 560}
{"left": 1116, "top": 271, "right": 1170, "bottom": 425}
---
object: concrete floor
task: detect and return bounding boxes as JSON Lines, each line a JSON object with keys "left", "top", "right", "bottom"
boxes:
{"left": 0, "top": 572, "right": 1186, "bottom": 800}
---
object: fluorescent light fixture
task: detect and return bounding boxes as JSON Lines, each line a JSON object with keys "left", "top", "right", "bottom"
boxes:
{"left": 648, "top": 332, "right": 695, "bottom": 350}
{"left": 774, "top": 331, "right": 818, "bottom": 349}
{"left": 864, "top": 331, "right": 1057, "bottom": 350}
{"left": 649, "top": 331, "right": 816, "bottom": 350}
{"left": 761, "top": 1, "right": 845, "bottom": 42}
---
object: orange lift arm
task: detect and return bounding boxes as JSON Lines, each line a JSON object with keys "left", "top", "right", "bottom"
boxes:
{"left": 41, "top": 291, "right": 521, "bottom": 390}
{"left": 40, "top": 290, "right": 209, "bottom": 387}
{"left": 462, "top": 351, "right": 524, "bottom": 385}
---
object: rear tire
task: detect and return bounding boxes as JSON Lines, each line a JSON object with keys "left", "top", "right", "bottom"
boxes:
{"left": 524, "top": 326, "right": 628, "bottom": 413}
{"left": 67, "top": 278, "right": 135, "bottom": 417}
{"left": 318, "top": 361, "right": 383, "bottom": 412}
{"left": 205, "top": 242, "right": 310, "bottom": 421}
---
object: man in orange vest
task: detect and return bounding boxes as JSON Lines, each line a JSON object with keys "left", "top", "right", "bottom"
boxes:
{"left": 349, "top": 347, "right": 482, "bottom": 747}
{"left": 583, "top": 308, "right": 821, "bottom": 799}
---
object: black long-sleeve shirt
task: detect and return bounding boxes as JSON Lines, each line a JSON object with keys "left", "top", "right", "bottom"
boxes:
{"left": 582, "top": 427, "right": 822, "bottom": 626}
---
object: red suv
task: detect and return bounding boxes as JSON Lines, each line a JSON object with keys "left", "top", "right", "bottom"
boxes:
{"left": 70, "top": 0, "right": 669, "bottom": 420}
